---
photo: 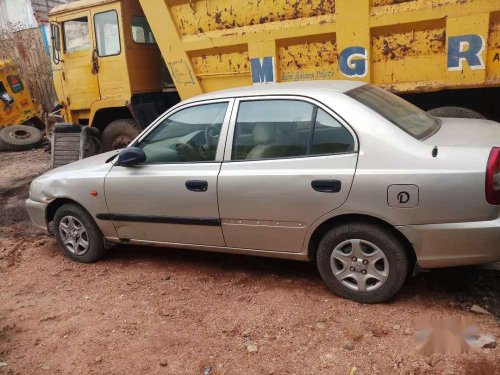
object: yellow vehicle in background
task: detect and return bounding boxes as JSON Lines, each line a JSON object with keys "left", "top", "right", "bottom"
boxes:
{"left": 0, "top": 60, "right": 45, "bottom": 151}
{"left": 48, "top": 0, "right": 500, "bottom": 151}
{"left": 0, "top": 60, "right": 43, "bottom": 129}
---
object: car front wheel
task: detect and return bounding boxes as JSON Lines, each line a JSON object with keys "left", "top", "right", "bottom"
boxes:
{"left": 53, "top": 203, "right": 105, "bottom": 263}
{"left": 316, "top": 222, "right": 409, "bottom": 303}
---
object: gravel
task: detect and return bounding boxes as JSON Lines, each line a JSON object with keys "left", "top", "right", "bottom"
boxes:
{"left": 0, "top": 149, "right": 499, "bottom": 374}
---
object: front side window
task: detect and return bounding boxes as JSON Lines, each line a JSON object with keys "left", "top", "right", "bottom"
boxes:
{"left": 94, "top": 11, "right": 121, "bottom": 57}
{"left": 232, "top": 100, "right": 314, "bottom": 160}
{"left": 63, "top": 17, "right": 91, "bottom": 53}
{"left": 7, "top": 75, "right": 24, "bottom": 93}
{"left": 137, "top": 102, "right": 228, "bottom": 164}
{"left": 131, "top": 16, "right": 155, "bottom": 44}
{"left": 0, "top": 81, "right": 14, "bottom": 105}
{"left": 346, "top": 84, "right": 439, "bottom": 140}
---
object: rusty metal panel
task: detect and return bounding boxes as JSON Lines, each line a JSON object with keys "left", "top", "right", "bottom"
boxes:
{"left": 125, "top": 0, "right": 500, "bottom": 99}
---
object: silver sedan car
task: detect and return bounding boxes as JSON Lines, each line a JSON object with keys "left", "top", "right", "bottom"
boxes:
{"left": 26, "top": 81, "right": 500, "bottom": 303}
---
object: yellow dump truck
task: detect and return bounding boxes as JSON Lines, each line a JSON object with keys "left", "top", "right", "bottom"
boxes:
{"left": 0, "top": 60, "right": 43, "bottom": 129}
{"left": 49, "top": 0, "right": 500, "bottom": 151}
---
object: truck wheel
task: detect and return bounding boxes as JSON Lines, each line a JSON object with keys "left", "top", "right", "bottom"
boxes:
{"left": 0, "top": 125, "right": 43, "bottom": 151}
{"left": 54, "top": 203, "right": 105, "bottom": 263}
{"left": 316, "top": 222, "right": 409, "bottom": 304}
{"left": 102, "top": 119, "right": 141, "bottom": 151}
{"left": 427, "top": 106, "right": 485, "bottom": 119}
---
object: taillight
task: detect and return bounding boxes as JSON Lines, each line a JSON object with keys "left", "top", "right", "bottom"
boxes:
{"left": 485, "top": 147, "right": 500, "bottom": 205}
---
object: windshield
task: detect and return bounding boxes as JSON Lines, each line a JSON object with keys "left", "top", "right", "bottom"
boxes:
{"left": 346, "top": 85, "right": 440, "bottom": 140}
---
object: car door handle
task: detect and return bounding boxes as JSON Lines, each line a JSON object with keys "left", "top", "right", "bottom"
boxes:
{"left": 185, "top": 180, "right": 208, "bottom": 192}
{"left": 311, "top": 179, "right": 341, "bottom": 193}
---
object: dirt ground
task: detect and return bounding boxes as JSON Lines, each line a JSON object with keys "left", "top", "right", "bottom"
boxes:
{"left": 0, "top": 149, "right": 499, "bottom": 375}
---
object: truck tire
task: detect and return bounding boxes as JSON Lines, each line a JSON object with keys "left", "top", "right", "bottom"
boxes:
{"left": 427, "top": 106, "right": 486, "bottom": 119}
{"left": 0, "top": 125, "right": 43, "bottom": 151}
{"left": 102, "top": 119, "right": 141, "bottom": 151}
{"left": 54, "top": 203, "right": 105, "bottom": 263}
{"left": 316, "top": 222, "right": 409, "bottom": 304}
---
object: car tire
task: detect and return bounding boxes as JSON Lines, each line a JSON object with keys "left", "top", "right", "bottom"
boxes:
{"left": 427, "top": 106, "right": 485, "bottom": 119}
{"left": 54, "top": 203, "right": 105, "bottom": 263}
{"left": 316, "top": 222, "right": 409, "bottom": 303}
{"left": 102, "top": 119, "right": 141, "bottom": 151}
{"left": 0, "top": 125, "right": 43, "bottom": 151}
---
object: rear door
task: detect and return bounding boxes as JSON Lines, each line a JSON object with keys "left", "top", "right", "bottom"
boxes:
{"left": 57, "top": 11, "right": 100, "bottom": 109}
{"left": 218, "top": 96, "right": 358, "bottom": 253}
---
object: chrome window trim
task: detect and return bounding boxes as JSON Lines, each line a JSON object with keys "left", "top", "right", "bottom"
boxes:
{"left": 130, "top": 98, "right": 235, "bottom": 163}
{"left": 223, "top": 95, "right": 359, "bottom": 162}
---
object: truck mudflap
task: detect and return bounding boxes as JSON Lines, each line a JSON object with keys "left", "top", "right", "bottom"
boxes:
{"left": 51, "top": 124, "right": 101, "bottom": 169}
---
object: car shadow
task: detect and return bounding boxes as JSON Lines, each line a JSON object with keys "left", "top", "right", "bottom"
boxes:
{"left": 104, "top": 244, "right": 499, "bottom": 315}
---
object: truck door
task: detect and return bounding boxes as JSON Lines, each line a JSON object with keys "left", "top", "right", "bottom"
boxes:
{"left": 58, "top": 11, "right": 100, "bottom": 110}
{"left": 92, "top": 8, "right": 127, "bottom": 101}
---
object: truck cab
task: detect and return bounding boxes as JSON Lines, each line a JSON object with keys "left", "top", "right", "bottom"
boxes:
{"left": 49, "top": 0, "right": 179, "bottom": 150}
{"left": 0, "top": 60, "right": 43, "bottom": 129}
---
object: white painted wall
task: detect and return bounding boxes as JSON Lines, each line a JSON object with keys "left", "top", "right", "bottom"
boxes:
{"left": 0, "top": 0, "right": 38, "bottom": 30}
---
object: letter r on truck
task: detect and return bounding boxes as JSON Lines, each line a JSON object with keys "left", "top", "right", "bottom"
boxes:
{"left": 447, "top": 34, "right": 485, "bottom": 71}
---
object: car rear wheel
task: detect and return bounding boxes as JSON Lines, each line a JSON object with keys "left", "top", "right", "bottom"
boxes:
{"left": 316, "top": 222, "right": 409, "bottom": 303}
{"left": 54, "top": 203, "right": 105, "bottom": 263}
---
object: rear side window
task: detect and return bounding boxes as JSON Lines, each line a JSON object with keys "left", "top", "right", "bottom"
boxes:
{"left": 232, "top": 100, "right": 354, "bottom": 161}
{"left": 131, "top": 16, "right": 155, "bottom": 44}
{"left": 346, "top": 84, "right": 439, "bottom": 140}
{"left": 94, "top": 11, "right": 121, "bottom": 57}
{"left": 232, "top": 100, "right": 314, "bottom": 160}
{"left": 7, "top": 75, "right": 24, "bottom": 93}
{"left": 63, "top": 17, "right": 90, "bottom": 53}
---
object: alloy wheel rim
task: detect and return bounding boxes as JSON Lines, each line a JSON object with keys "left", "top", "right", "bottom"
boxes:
{"left": 59, "top": 215, "right": 89, "bottom": 255}
{"left": 330, "top": 239, "right": 389, "bottom": 292}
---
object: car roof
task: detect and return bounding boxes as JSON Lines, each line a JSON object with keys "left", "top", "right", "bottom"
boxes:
{"left": 183, "top": 80, "right": 366, "bottom": 104}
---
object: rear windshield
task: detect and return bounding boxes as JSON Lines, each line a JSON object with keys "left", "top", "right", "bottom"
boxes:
{"left": 346, "top": 85, "right": 439, "bottom": 140}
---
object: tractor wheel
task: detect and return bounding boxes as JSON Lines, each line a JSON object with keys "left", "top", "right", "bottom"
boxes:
{"left": 102, "top": 119, "right": 141, "bottom": 151}
{"left": 0, "top": 125, "right": 43, "bottom": 151}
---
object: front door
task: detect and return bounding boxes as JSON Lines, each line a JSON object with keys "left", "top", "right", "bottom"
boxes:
{"left": 218, "top": 97, "right": 358, "bottom": 253}
{"left": 57, "top": 11, "right": 100, "bottom": 110}
{"left": 104, "top": 100, "right": 233, "bottom": 245}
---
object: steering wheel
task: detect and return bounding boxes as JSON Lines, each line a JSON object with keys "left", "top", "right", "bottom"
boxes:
{"left": 205, "top": 124, "right": 220, "bottom": 147}
{"left": 174, "top": 142, "right": 197, "bottom": 161}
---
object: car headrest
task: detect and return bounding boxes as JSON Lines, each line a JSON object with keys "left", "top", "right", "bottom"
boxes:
{"left": 253, "top": 123, "right": 276, "bottom": 145}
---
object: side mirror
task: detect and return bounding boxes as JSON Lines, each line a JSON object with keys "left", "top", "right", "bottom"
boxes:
{"left": 115, "top": 147, "right": 146, "bottom": 166}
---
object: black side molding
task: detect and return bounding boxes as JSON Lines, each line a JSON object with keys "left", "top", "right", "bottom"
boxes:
{"left": 96, "top": 213, "right": 221, "bottom": 227}
{"left": 311, "top": 179, "right": 342, "bottom": 193}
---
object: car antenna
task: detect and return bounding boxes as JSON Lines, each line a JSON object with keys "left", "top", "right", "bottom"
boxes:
{"left": 432, "top": 146, "right": 438, "bottom": 158}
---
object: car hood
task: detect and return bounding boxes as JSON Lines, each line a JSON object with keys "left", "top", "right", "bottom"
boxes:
{"left": 41, "top": 150, "right": 120, "bottom": 177}
{"left": 29, "top": 150, "right": 120, "bottom": 203}
{"left": 424, "top": 117, "right": 500, "bottom": 147}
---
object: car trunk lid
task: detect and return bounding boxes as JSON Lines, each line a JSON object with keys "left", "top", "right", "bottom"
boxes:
{"left": 423, "top": 117, "right": 500, "bottom": 147}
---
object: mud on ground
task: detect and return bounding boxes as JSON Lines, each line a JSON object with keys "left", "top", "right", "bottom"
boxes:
{"left": 0, "top": 149, "right": 499, "bottom": 374}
